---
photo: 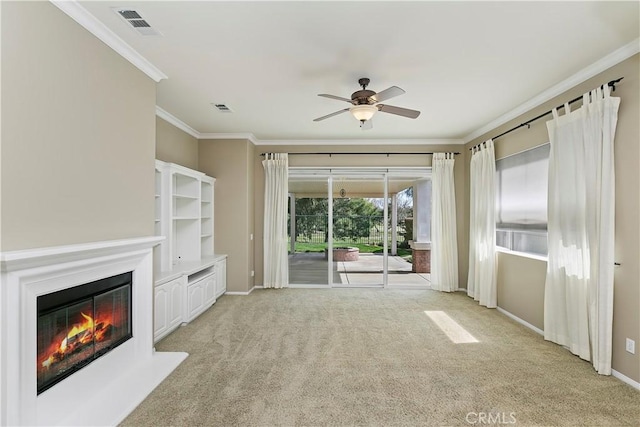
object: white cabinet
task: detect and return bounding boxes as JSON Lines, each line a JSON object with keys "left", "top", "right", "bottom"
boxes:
{"left": 155, "top": 161, "right": 216, "bottom": 273}
{"left": 154, "top": 276, "right": 185, "bottom": 342}
{"left": 185, "top": 267, "right": 216, "bottom": 323}
{"left": 215, "top": 256, "right": 227, "bottom": 298}
{"left": 200, "top": 176, "right": 215, "bottom": 258}
{"left": 154, "top": 161, "right": 167, "bottom": 273}
{"left": 153, "top": 161, "right": 226, "bottom": 343}
{"left": 153, "top": 256, "right": 227, "bottom": 343}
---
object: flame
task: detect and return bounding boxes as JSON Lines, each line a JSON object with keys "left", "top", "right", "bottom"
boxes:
{"left": 40, "top": 312, "right": 111, "bottom": 369}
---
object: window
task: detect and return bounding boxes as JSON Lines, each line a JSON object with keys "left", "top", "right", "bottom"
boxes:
{"left": 495, "top": 143, "right": 550, "bottom": 256}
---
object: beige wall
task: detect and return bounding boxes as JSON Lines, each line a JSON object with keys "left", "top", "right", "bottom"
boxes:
{"left": 252, "top": 144, "right": 467, "bottom": 287}
{"left": 198, "top": 139, "right": 254, "bottom": 293}
{"left": 156, "top": 117, "right": 198, "bottom": 170}
{"left": 496, "top": 252, "right": 546, "bottom": 330}
{"left": 465, "top": 54, "right": 640, "bottom": 382}
{"left": 0, "top": 2, "right": 156, "bottom": 251}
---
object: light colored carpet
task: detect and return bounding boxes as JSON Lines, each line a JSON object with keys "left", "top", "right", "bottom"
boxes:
{"left": 122, "top": 289, "right": 639, "bottom": 426}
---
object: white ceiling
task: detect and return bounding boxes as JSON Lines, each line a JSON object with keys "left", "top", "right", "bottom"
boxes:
{"left": 78, "top": 1, "right": 639, "bottom": 142}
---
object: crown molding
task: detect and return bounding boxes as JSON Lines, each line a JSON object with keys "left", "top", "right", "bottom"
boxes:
{"left": 464, "top": 37, "right": 640, "bottom": 144}
{"left": 154, "top": 116, "right": 464, "bottom": 146}
{"left": 155, "top": 106, "right": 200, "bottom": 139}
{"left": 199, "top": 133, "right": 260, "bottom": 145}
{"left": 50, "top": 0, "right": 167, "bottom": 82}
{"left": 254, "top": 138, "right": 465, "bottom": 146}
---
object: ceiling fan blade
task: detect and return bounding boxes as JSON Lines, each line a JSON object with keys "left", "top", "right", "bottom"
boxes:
{"left": 360, "top": 119, "right": 373, "bottom": 130}
{"left": 370, "top": 86, "right": 405, "bottom": 103}
{"left": 318, "top": 94, "right": 353, "bottom": 103}
{"left": 313, "top": 108, "right": 349, "bottom": 122}
{"left": 377, "top": 104, "right": 421, "bottom": 119}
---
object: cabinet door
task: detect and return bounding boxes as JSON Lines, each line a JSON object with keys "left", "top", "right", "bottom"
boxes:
{"left": 168, "top": 279, "right": 184, "bottom": 328}
{"left": 203, "top": 274, "right": 216, "bottom": 306}
{"left": 216, "top": 259, "right": 227, "bottom": 298}
{"left": 154, "top": 283, "right": 169, "bottom": 338}
{"left": 187, "top": 281, "right": 205, "bottom": 321}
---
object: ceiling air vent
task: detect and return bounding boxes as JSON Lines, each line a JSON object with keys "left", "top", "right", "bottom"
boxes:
{"left": 212, "top": 103, "right": 234, "bottom": 113}
{"left": 115, "top": 9, "right": 161, "bottom": 36}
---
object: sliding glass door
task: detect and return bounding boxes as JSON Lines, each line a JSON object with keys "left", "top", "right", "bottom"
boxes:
{"left": 288, "top": 174, "right": 331, "bottom": 286}
{"left": 331, "top": 174, "right": 386, "bottom": 287}
{"left": 288, "top": 168, "right": 431, "bottom": 288}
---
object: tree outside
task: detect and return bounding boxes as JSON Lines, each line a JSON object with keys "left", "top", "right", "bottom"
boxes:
{"left": 289, "top": 187, "right": 413, "bottom": 258}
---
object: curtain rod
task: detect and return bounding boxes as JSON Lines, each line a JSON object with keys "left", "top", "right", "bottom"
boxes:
{"left": 260, "top": 152, "right": 461, "bottom": 157}
{"left": 470, "top": 77, "right": 623, "bottom": 150}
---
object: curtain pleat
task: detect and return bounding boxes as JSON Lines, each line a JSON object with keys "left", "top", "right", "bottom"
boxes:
{"left": 431, "top": 153, "right": 458, "bottom": 292}
{"left": 544, "top": 85, "right": 618, "bottom": 374}
{"left": 262, "top": 153, "right": 289, "bottom": 288}
{"left": 467, "top": 140, "right": 497, "bottom": 308}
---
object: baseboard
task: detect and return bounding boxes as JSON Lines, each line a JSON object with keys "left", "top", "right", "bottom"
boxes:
{"left": 496, "top": 306, "right": 544, "bottom": 336}
{"left": 495, "top": 307, "right": 639, "bottom": 390}
{"left": 455, "top": 287, "right": 467, "bottom": 293}
{"left": 225, "top": 285, "right": 261, "bottom": 296}
{"left": 612, "top": 369, "right": 640, "bottom": 391}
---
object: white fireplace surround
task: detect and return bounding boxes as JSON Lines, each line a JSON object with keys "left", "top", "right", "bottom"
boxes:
{"left": 0, "top": 237, "right": 187, "bottom": 426}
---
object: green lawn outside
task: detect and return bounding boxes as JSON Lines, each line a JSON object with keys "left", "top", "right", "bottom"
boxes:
{"left": 289, "top": 241, "right": 412, "bottom": 260}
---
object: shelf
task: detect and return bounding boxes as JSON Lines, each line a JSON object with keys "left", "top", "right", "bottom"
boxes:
{"left": 156, "top": 162, "right": 216, "bottom": 273}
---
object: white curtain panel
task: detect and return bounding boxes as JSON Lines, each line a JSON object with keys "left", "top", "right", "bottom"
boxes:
{"left": 467, "top": 140, "right": 497, "bottom": 308}
{"left": 262, "top": 153, "right": 289, "bottom": 289}
{"left": 544, "top": 85, "right": 619, "bottom": 374}
{"left": 430, "top": 153, "right": 459, "bottom": 292}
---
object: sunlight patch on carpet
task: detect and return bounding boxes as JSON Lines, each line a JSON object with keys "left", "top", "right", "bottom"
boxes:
{"left": 424, "top": 311, "right": 479, "bottom": 344}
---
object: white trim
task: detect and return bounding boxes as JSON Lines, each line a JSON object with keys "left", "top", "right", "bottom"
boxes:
{"left": 0, "top": 236, "right": 164, "bottom": 272}
{"left": 199, "top": 133, "right": 260, "bottom": 145}
{"left": 455, "top": 287, "right": 467, "bottom": 292}
{"left": 155, "top": 107, "right": 200, "bottom": 139}
{"left": 496, "top": 246, "right": 548, "bottom": 263}
{"left": 464, "top": 38, "right": 640, "bottom": 143}
{"left": 49, "top": 1, "right": 167, "bottom": 82}
{"left": 254, "top": 138, "right": 465, "bottom": 146}
{"left": 612, "top": 370, "right": 640, "bottom": 391}
{"left": 225, "top": 285, "right": 262, "bottom": 296}
{"left": 496, "top": 306, "right": 544, "bottom": 336}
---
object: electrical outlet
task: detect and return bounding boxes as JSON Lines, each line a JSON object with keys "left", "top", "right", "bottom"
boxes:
{"left": 626, "top": 338, "right": 635, "bottom": 354}
{"left": 250, "top": 234, "right": 254, "bottom": 241}
{"left": 251, "top": 270, "right": 255, "bottom": 277}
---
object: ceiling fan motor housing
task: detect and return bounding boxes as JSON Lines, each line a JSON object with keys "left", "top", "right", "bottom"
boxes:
{"left": 351, "top": 89, "right": 377, "bottom": 105}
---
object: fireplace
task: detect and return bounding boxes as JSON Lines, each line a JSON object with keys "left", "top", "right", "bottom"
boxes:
{"left": 1, "top": 237, "right": 187, "bottom": 426}
{"left": 36, "top": 271, "right": 133, "bottom": 394}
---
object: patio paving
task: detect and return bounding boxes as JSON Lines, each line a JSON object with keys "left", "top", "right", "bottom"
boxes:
{"left": 288, "top": 252, "right": 430, "bottom": 287}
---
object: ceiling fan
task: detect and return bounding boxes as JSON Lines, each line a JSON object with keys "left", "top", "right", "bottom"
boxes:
{"left": 313, "top": 78, "right": 420, "bottom": 130}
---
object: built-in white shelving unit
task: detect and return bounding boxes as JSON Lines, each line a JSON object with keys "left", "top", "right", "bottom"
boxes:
{"left": 153, "top": 161, "right": 227, "bottom": 343}
{"left": 200, "top": 176, "right": 215, "bottom": 258}
{"left": 153, "top": 161, "right": 165, "bottom": 270}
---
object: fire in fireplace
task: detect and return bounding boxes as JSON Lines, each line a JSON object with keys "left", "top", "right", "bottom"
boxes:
{"left": 36, "top": 271, "right": 133, "bottom": 394}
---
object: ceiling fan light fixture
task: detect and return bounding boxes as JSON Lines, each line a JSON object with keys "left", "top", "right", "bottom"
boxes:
{"left": 350, "top": 104, "right": 377, "bottom": 122}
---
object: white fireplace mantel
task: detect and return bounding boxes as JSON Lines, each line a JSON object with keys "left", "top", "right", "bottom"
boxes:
{"left": 0, "top": 237, "right": 187, "bottom": 426}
